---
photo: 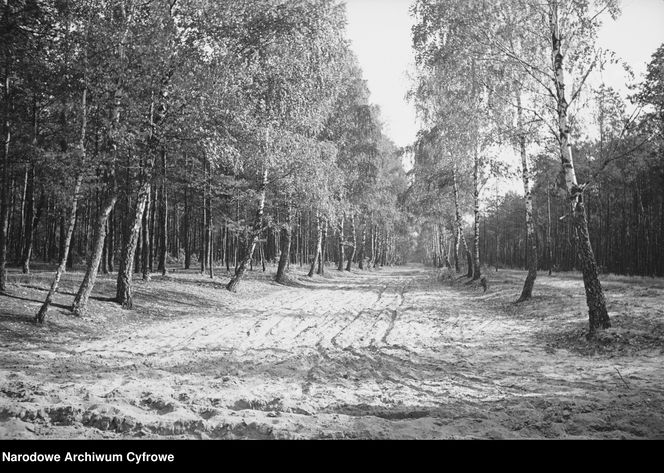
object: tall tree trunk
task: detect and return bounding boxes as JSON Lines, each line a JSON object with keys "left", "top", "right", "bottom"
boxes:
{"left": 358, "top": 217, "right": 366, "bottom": 270}
{"left": 516, "top": 88, "right": 537, "bottom": 302}
{"left": 207, "top": 165, "right": 213, "bottom": 278}
{"left": 259, "top": 241, "right": 265, "bottom": 271}
{"left": 46, "top": 199, "right": 54, "bottom": 261}
{"left": 225, "top": 218, "right": 231, "bottom": 272}
{"left": 440, "top": 224, "right": 449, "bottom": 268}
{"left": 35, "top": 78, "right": 88, "bottom": 322}
{"left": 116, "top": 182, "right": 150, "bottom": 309}
{"left": 59, "top": 213, "right": 66, "bottom": 265}
{"left": 148, "top": 186, "right": 156, "bottom": 272}
{"left": 15, "top": 164, "right": 28, "bottom": 260}
{"left": 183, "top": 184, "right": 190, "bottom": 269}
{"left": 317, "top": 217, "right": 327, "bottom": 275}
{"left": 308, "top": 213, "right": 322, "bottom": 277}
{"left": 134, "top": 211, "right": 142, "bottom": 275}
{"left": 346, "top": 213, "right": 356, "bottom": 271}
{"left": 549, "top": 0, "right": 609, "bottom": 335}
{"left": 275, "top": 203, "right": 292, "bottom": 283}
{"left": 71, "top": 193, "right": 117, "bottom": 315}
{"left": 208, "top": 219, "right": 214, "bottom": 278}
{"left": 337, "top": 214, "right": 345, "bottom": 271}
{"left": 454, "top": 226, "right": 460, "bottom": 272}
{"left": 452, "top": 164, "right": 473, "bottom": 277}
{"left": 445, "top": 238, "right": 453, "bottom": 269}
{"left": 547, "top": 181, "right": 553, "bottom": 275}
{"left": 470, "top": 56, "right": 481, "bottom": 281}
{"left": 200, "top": 158, "right": 208, "bottom": 274}
{"left": 209, "top": 225, "right": 214, "bottom": 278}
{"left": 226, "top": 168, "right": 268, "bottom": 292}
{"left": 106, "top": 67, "right": 126, "bottom": 277}
{"left": 373, "top": 229, "right": 381, "bottom": 269}
{"left": 35, "top": 174, "right": 83, "bottom": 323}
{"left": 101, "top": 219, "right": 108, "bottom": 275}
{"left": 21, "top": 98, "right": 41, "bottom": 274}
{"left": 369, "top": 220, "right": 375, "bottom": 268}
{"left": 158, "top": 148, "right": 167, "bottom": 274}
{"left": 20, "top": 167, "right": 36, "bottom": 273}
{"left": 433, "top": 225, "right": 440, "bottom": 267}
{"left": 472, "top": 148, "right": 481, "bottom": 280}
{"left": 107, "top": 209, "right": 114, "bottom": 272}
{"left": 296, "top": 213, "right": 301, "bottom": 267}
{"left": 175, "top": 205, "right": 180, "bottom": 265}
{"left": 0, "top": 59, "right": 11, "bottom": 293}
{"left": 22, "top": 193, "right": 44, "bottom": 275}
{"left": 142, "top": 188, "right": 151, "bottom": 281}
{"left": 464, "top": 241, "right": 472, "bottom": 275}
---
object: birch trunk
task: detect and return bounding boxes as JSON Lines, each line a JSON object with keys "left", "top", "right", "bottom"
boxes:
{"left": 308, "top": 213, "right": 322, "bottom": 277}
{"left": 20, "top": 166, "right": 36, "bottom": 273}
{"left": 36, "top": 82, "right": 88, "bottom": 322}
{"left": 452, "top": 164, "right": 473, "bottom": 277}
{"left": 318, "top": 218, "right": 327, "bottom": 275}
{"left": 226, "top": 168, "right": 268, "bottom": 292}
{"left": 275, "top": 203, "right": 292, "bottom": 283}
{"left": 373, "top": 229, "right": 381, "bottom": 269}
{"left": 547, "top": 181, "right": 553, "bottom": 275}
{"left": 337, "top": 214, "right": 345, "bottom": 271}
{"left": 472, "top": 148, "right": 481, "bottom": 280}
{"left": 0, "top": 60, "right": 10, "bottom": 292}
{"left": 454, "top": 226, "right": 460, "bottom": 272}
{"left": 549, "top": 0, "right": 610, "bottom": 335}
{"left": 515, "top": 88, "right": 537, "bottom": 302}
{"left": 358, "top": 217, "right": 366, "bottom": 270}
{"left": 158, "top": 148, "right": 167, "bottom": 275}
{"left": 107, "top": 209, "right": 114, "bottom": 272}
{"left": 141, "top": 188, "right": 151, "bottom": 281}
{"left": 116, "top": 182, "right": 150, "bottom": 309}
{"left": 345, "top": 213, "right": 356, "bottom": 271}
{"left": 148, "top": 186, "right": 156, "bottom": 272}
{"left": 201, "top": 158, "right": 208, "bottom": 274}
{"left": 16, "top": 164, "right": 27, "bottom": 260}
{"left": 71, "top": 193, "right": 117, "bottom": 315}
{"left": 35, "top": 175, "right": 82, "bottom": 323}
{"left": 183, "top": 183, "right": 190, "bottom": 269}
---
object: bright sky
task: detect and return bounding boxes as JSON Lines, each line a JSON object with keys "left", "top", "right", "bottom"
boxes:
{"left": 344, "top": 0, "right": 417, "bottom": 149}
{"left": 344, "top": 0, "right": 664, "bottom": 150}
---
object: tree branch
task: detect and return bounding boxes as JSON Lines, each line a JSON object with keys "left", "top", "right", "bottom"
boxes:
{"left": 569, "top": 53, "right": 598, "bottom": 105}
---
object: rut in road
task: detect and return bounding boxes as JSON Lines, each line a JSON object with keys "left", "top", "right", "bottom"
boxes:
{"left": 2, "top": 265, "right": 663, "bottom": 439}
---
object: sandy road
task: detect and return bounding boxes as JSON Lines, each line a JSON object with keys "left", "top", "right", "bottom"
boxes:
{"left": 0, "top": 265, "right": 663, "bottom": 438}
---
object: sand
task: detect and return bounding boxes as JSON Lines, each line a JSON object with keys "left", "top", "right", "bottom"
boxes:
{"left": 0, "top": 264, "right": 662, "bottom": 439}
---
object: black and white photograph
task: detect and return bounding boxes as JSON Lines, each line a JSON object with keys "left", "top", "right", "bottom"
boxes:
{"left": 0, "top": 0, "right": 663, "bottom": 443}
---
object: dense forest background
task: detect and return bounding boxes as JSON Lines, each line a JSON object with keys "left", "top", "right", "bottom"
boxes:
{"left": 0, "top": 0, "right": 662, "bottom": 336}
{"left": 0, "top": 0, "right": 411, "bottom": 321}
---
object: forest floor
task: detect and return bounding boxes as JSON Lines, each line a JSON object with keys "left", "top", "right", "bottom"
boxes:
{"left": 0, "top": 263, "right": 663, "bottom": 439}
